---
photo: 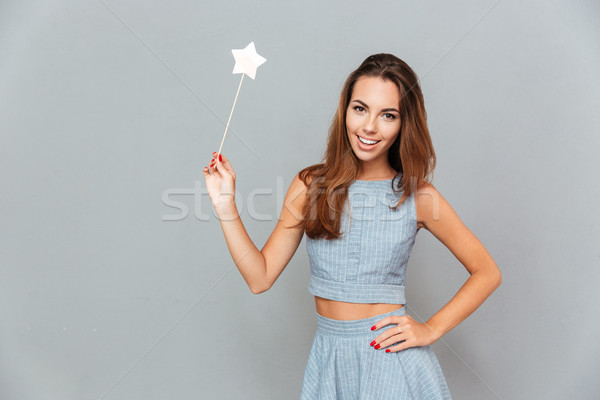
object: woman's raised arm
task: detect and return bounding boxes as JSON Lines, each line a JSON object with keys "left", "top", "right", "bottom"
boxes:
{"left": 204, "top": 153, "right": 306, "bottom": 294}
{"left": 257, "top": 173, "right": 307, "bottom": 292}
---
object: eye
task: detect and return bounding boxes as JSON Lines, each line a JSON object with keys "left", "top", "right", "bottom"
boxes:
{"left": 383, "top": 113, "right": 396, "bottom": 120}
{"left": 353, "top": 105, "right": 365, "bottom": 112}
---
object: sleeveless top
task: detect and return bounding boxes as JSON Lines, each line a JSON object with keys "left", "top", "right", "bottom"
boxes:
{"left": 306, "top": 176, "right": 419, "bottom": 304}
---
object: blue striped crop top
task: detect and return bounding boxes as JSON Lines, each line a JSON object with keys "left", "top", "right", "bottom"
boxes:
{"left": 306, "top": 176, "right": 419, "bottom": 304}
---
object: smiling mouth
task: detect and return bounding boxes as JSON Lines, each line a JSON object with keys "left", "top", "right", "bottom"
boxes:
{"left": 357, "top": 134, "right": 381, "bottom": 145}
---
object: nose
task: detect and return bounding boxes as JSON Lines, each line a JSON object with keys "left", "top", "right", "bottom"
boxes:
{"left": 362, "top": 115, "right": 378, "bottom": 135}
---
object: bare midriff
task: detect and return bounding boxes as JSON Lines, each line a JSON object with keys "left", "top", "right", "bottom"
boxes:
{"left": 314, "top": 296, "right": 404, "bottom": 321}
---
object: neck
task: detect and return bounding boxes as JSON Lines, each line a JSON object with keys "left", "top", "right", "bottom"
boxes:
{"left": 356, "top": 167, "right": 397, "bottom": 181}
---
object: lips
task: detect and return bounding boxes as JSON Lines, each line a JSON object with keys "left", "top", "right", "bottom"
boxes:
{"left": 358, "top": 135, "right": 380, "bottom": 144}
{"left": 356, "top": 134, "right": 381, "bottom": 150}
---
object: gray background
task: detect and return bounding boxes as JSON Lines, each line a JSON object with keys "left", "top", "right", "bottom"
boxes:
{"left": 1, "top": 0, "right": 599, "bottom": 399}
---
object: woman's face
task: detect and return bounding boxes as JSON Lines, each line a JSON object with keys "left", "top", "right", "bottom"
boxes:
{"left": 345, "top": 76, "right": 401, "bottom": 166}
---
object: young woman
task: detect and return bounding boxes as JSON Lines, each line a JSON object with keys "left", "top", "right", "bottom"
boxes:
{"left": 203, "top": 54, "right": 501, "bottom": 399}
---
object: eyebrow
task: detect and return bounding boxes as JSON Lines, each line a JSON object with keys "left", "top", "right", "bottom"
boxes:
{"left": 351, "top": 99, "right": 400, "bottom": 114}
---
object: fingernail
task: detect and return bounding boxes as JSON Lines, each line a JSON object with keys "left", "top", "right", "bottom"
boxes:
{"left": 218, "top": 154, "right": 222, "bottom": 162}
{"left": 211, "top": 159, "right": 215, "bottom": 162}
{"left": 370, "top": 340, "right": 376, "bottom": 346}
{"left": 374, "top": 344, "right": 380, "bottom": 349}
{"left": 371, "top": 325, "right": 376, "bottom": 331}
{"left": 385, "top": 349, "right": 390, "bottom": 353}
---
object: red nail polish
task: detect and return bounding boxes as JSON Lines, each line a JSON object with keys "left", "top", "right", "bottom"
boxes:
{"left": 385, "top": 349, "right": 390, "bottom": 353}
{"left": 370, "top": 340, "right": 376, "bottom": 346}
{"left": 218, "top": 154, "right": 222, "bottom": 162}
{"left": 371, "top": 325, "right": 376, "bottom": 331}
{"left": 374, "top": 344, "right": 380, "bottom": 349}
{"left": 211, "top": 159, "right": 215, "bottom": 162}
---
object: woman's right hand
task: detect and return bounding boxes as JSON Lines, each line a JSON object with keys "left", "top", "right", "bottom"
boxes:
{"left": 203, "top": 151, "right": 237, "bottom": 213}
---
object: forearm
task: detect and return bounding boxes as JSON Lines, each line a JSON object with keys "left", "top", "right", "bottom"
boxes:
{"left": 213, "top": 200, "right": 267, "bottom": 294}
{"left": 425, "top": 269, "right": 501, "bottom": 340}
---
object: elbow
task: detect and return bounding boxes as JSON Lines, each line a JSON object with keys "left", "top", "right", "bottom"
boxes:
{"left": 250, "top": 285, "right": 267, "bottom": 295}
{"left": 491, "top": 268, "right": 502, "bottom": 288}
{"left": 250, "top": 281, "right": 272, "bottom": 295}
{"left": 475, "top": 266, "right": 502, "bottom": 289}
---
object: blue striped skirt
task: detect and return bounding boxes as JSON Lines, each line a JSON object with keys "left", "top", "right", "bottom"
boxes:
{"left": 300, "top": 306, "right": 452, "bottom": 399}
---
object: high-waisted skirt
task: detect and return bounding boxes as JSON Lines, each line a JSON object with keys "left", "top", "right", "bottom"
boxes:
{"left": 300, "top": 306, "right": 452, "bottom": 399}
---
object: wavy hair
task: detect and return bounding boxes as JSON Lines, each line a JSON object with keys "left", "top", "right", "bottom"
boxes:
{"left": 291, "top": 53, "right": 436, "bottom": 239}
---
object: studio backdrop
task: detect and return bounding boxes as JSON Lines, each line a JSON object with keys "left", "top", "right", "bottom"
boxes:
{"left": 1, "top": 1, "right": 599, "bottom": 399}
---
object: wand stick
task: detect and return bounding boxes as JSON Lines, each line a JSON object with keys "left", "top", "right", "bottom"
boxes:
{"left": 214, "top": 41, "right": 266, "bottom": 164}
{"left": 216, "top": 73, "right": 245, "bottom": 161}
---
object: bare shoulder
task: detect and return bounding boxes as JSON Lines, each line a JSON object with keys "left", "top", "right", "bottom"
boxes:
{"left": 414, "top": 181, "right": 501, "bottom": 279}
{"left": 289, "top": 171, "right": 311, "bottom": 193}
{"left": 415, "top": 180, "right": 462, "bottom": 232}
{"left": 414, "top": 181, "right": 441, "bottom": 231}
{"left": 282, "top": 171, "right": 311, "bottom": 224}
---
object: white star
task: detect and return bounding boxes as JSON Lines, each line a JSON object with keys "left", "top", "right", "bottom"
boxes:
{"left": 231, "top": 41, "right": 267, "bottom": 80}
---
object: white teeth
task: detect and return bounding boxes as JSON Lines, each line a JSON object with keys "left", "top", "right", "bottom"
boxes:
{"left": 358, "top": 136, "right": 379, "bottom": 145}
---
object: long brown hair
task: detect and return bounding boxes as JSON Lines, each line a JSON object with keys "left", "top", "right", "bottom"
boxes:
{"left": 291, "top": 53, "right": 436, "bottom": 239}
